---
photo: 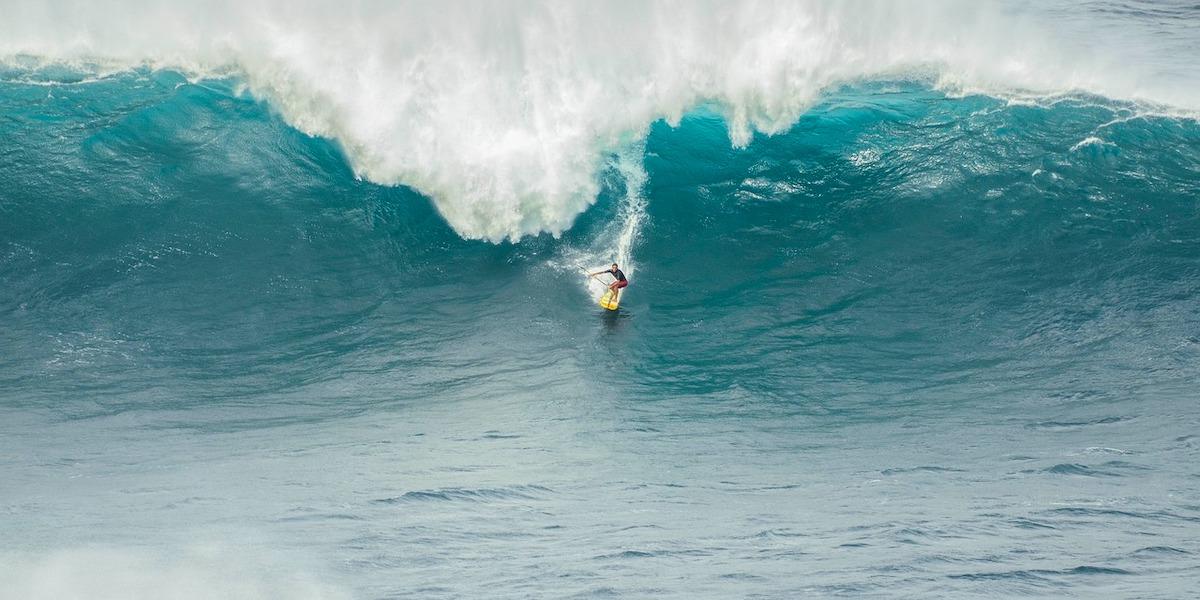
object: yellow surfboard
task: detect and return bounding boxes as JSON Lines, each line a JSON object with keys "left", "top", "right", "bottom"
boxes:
{"left": 599, "top": 288, "right": 621, "bottom": 310}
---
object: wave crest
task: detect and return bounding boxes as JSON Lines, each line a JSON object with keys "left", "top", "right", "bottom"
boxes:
{"left": 2, "top": 1, "right": 1196, "bottom": 240}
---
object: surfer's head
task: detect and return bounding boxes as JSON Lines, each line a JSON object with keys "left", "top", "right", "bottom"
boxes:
{"left": 611, "top": 263, "right": 619, "bottom": 270}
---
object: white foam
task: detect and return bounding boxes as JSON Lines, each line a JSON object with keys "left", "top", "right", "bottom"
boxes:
{"left": 1070, "top": 136, "right": 1115, "bottom": 152}
{"left": 849, "top": 149, "right": 881, "bottom": 167}
{"left": 1, "top": 1, "right": 1197, "bottom": 241}
{"left": 0, "top": 546, "right": 349, "bottom": 600}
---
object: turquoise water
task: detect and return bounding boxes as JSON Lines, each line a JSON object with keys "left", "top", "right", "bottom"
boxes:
{"left": 3, "top": 2, "right": 1200, "bottom": 598}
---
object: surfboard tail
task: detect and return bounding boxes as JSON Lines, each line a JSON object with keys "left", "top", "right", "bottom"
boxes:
{"left": 599, "top": 289, "right": 621, "bottom": 310}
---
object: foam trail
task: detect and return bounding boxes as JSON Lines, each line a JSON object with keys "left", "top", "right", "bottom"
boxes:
{"left": 611, "top": 144, "right": 648, "bottom": 277}
{"left": 1, "top": 1, "right": 1197, "bottom": 241}
{"left": 580, "top": 144, "right": 647, "bottom": 303}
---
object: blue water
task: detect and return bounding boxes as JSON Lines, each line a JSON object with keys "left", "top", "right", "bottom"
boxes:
{"left": 3, "top": 8, "right": 1200, "bottom": 599}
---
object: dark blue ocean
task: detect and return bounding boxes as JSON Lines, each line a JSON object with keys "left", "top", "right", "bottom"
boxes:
{"left": 2, "top": 2, "right": 1200, "bottom": 598}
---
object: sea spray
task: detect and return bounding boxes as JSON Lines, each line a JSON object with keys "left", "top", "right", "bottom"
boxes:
{"left": 2, "top": 1, "right": 1197, "bottom": 241}
{"left": 579, "top": 144, "right": 647, "bottom": 303}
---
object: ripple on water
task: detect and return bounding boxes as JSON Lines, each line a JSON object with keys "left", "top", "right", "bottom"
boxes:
{"left": 878, "top": 466, "right": 967, "bottom": 478}
{"left": 949, "top": 565, "right": 1133, "bottom": 582}
{"left": 370, "top": 485, "right": 553, "bottom": 503}
{"left": 1025, "top": 416, "right": 1128, "bottom": 430}
{"left": 1130, "top": 546, "right": 1190, "bottom": 557}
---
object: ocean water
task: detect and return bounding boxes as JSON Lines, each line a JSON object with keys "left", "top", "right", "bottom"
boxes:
{"left": 2, "top": 1, "right": 1200, "bottom": 598}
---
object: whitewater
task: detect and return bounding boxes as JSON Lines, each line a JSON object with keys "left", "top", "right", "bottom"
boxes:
{"left": 2, "top": 1, "right": 1200, "bottom": 599}
{"left": 2, "top": 0, "right": 1198, "bottom": 240}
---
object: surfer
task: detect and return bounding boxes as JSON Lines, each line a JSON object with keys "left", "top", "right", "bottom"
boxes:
{"left": 590, "top": 263, "right": 628, "bottom": 297}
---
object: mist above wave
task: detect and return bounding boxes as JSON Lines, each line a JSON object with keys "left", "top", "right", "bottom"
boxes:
{"left": 2, "top": 0, "right": 1195, "bottom": 241}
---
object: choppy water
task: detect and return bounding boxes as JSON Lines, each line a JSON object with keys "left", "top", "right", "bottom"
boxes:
{"left": 3, "top": 2, "right": 1200, "bottom": 598}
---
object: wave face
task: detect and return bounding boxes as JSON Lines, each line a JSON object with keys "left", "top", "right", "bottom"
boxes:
{"left": 3, "top": 0, "right": 1199, "bottom": 240}
{"left": 3, "top": 3, "right": 1200, "bottom": 599}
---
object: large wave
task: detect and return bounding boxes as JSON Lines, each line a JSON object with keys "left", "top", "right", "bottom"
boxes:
{"left": 2, "top": 0, "right": 1197, "bottom": 241}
